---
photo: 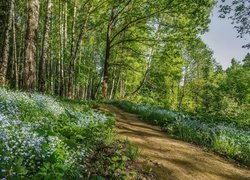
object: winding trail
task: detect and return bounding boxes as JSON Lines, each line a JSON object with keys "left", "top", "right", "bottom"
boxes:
{"left": 100, "top": 104, "right": 250, "bottom": 180}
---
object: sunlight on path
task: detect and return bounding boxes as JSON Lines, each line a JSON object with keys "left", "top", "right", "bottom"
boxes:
{"left": 101, "top": 105, "right": 250, "bottom": 180}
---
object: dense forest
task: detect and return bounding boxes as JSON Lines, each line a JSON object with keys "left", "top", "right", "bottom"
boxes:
{"left": 0, "top": 0, "right": 250, "bottom": 179}
{"left": 0, "top": 0, "right": 249, "bottom": 120}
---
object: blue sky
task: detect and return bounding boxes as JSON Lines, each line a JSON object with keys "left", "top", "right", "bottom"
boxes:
{"left": 201, "top": 5, "right": 249, "bottom": 69}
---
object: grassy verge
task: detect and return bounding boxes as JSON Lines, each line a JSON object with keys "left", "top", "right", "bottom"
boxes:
{"left": 112, "top": 101, "right": 250, "bottom": 167}
{"left": 0, "top": 88, "right": 138, "bottom": 179}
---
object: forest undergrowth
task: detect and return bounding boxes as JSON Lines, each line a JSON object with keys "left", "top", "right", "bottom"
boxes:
{"left": 0, "top": 88, "right": 139, "bottom": 179}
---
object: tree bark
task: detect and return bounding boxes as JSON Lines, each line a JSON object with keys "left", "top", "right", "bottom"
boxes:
{"left": 23, "top": 0, "right": 40, "bottom": 90}
{"left": 0, "top": 0, "right": 13, "bottom": 86}
{"left": 68, "top": 3, "right": 91, "bottom": 98}
{"left": 12, "top": 0, "right": 18, "bottom": 89}
{"left": 38, "top": 0, "right": 52, "bottom": 92}
{"left": 178, "top": 66, "right": 188, "bottom": 110}
{"left": 56, "top": 0, "right": 65, "bottom": 96}
{"left": 68, "top": 0, "right": 77, "bottom": 98}
{"left": 102, "top": 7, "right": 115, "bottom": 98}
{"left": 113, "top": 69, "right": 121, "bottom": 99}
{"left": 126, "top": 48, "right": 153, "bottom": 98}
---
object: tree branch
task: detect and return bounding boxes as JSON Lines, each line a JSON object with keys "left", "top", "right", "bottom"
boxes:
{"left": 110, "top": 6, "right": 170, "bottom": 43}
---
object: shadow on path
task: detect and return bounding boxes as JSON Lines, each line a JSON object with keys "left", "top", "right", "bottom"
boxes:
{"left": 100, "top": 104, "right": 250, "bottom": 180}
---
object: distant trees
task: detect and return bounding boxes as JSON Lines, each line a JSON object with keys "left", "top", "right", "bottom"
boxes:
{"left": 243, "top": 53, "right": 250, "bottom": 68}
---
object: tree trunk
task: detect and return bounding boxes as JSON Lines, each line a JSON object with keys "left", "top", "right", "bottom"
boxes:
{"left": 68, "top": 0, "right": 77, "bottom": 98}
{"left": 68, "top": 3, "right": 91, "bottom": 99}
{"left": 38, "top": 0, "right": 52, "bottom": 92}
{"left": 12, "top": 0, "right": 18, "bottom": 89}
{"left": 126, "top": 48, "right": 153, "bottom": 98}
{"left": 63, "top": 1, "right": 68, "bottom": 97}
{"left": 46, "top": 48, "right": 52, "bottom": 93}
{"left": 113, "top": 69, "right": 121, "bottom": 99}
{"left": 0, "top": 0, "right": 14, "bottom": 86}
{"left": 56, "top": 0, "right": 65, "bottom": 96}
{"left": 18, "top": 22, "right": 25, "bottom": 88}
{"left": 178, "top": 66, "right": 188, "bottom": 110}
{"left": 109, "top": 77, "right": 115, "bottom": 99}
{"left": 102, "top": 7, "right": 115, "bottom": 98}
{"left": 23, "top": 0, "right": 40, "bottom": 90}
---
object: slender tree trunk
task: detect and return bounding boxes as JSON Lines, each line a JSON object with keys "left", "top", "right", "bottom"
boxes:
{"left": 18, "top": 21, "right": 25, "bottom": 88}
{"left": 120, "top": 75, "right": 124, "bottom": 98}
{"left": 38, "top": 0, "right": 52, "bottom": 92}
{"left": 102, "top": 7, "right": 115, "bottom": 98}
{"left": 0, "top": 0, "right": 13, "bottom": 86}
{"left": 113, "top": 69, "right": 121, "bottom": 99}
{"left": 68, "top": 4, "right": 91, "bottom": 98}
{"left": 55, "top": 53, "right": 59, "bottom": 95}
{"left": 46, "top": 48, "right": 52, "bottom": 92}
{"left": 0, "top": 2, "right": 8, "bottom": 50}
{"left": 57, "top": 0, "right": 64, "bottom": 96}
{"left": 60, "top": 2, "right": 65, "bottom": 97}
{"left": 23, "top": 0, "right": 40, "bottom": 90}
{"left": 84, "top": 84, "right": 87, "bottom": 99}
{"left": 102, "top": 41, "right": 110, "bottom": 98}
{"left": 12, "top": 0, "right": 18, "bottom": 89}
{"left": 68, "top": 0, "right": 77, "bottom": 98}
{"left": 87, "top": 71, "right": 92, "bottom": 99}
{"left": 64, "top": 1, "right": 68, "bottom": 46}
{"left": 126, "top": 48, "right": 153, "bottom": 98}
{"left": 178, "top": 66, "right": 188, "bottom": 110}
{"left": 54, "top": 3, "right": 60, "bottom": 95}
{"left": 109, "top": 77, "right": 115, "bottom": 99}
{"left": 63, "top": 1, "right": 68, "bottom": 97}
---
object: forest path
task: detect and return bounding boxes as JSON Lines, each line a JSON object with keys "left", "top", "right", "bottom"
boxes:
{"left": 99, "top": 104, "right": 250, "bottom": 180}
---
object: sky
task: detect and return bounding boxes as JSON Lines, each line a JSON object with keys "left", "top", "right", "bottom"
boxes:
{"left": 201, "top": 5, "right": 249, "bottom": 69}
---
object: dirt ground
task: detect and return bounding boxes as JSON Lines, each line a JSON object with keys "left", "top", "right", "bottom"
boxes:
{"left": 100, "top": 104, "right": 250, "bottom": 180}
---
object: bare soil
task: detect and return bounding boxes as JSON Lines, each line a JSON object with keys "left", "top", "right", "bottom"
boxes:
{"left": 100, "top": 104, "right": 250, "bottom": 180}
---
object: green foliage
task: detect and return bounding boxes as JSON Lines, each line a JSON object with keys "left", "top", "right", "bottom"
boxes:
{"left": 2, "top": 0, "right": 249, "bottom": 174}
{"left": 0, "top": 88, "right": 136, "bottom": 179}
{"left": 125, "top": 141, "right": 140, "bottom": 161}
{"left": 84, "top": 140, "right": 139, "bottom": 179}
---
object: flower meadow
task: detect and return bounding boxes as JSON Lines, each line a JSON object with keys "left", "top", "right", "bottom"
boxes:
{"left": 113, "top": 101, "right": 250, "bottom": 166}
{"left": 0, "top": 88, "right": 119, "bottom": 179}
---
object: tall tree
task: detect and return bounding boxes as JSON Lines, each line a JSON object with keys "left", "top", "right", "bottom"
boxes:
{"left": 23, "top": 0, "right": 40, "bottom": 90}
{"left": 38, "top": 0, "right": 52, "bottom": 92}
{"left": 0, "top": 0, "right": 14, "bottom": 86}
{"left": 101, "top": 0, "right": 214, "bottom": 98}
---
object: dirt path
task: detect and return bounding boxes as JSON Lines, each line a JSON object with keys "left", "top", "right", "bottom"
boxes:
{"left": 100, "top": 105, "right": 250, "bottom": 180}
